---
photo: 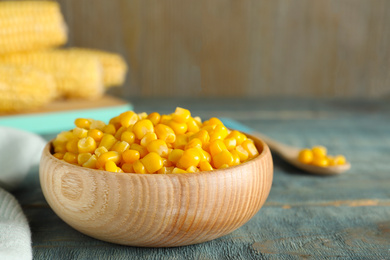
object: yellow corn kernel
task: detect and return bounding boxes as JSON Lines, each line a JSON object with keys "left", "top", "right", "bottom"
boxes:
{"left": 172, "top": 167, "right": 187, "bottom": 174}
{"left": 312, "top": 156, "right": 329, "bottom": 167}
{"left": 111, "top": 141, "right": 130, "bottom": 153}
{"left": 94, "top": 146, "right": 108, "bottom": 157}
{"left": 186, "top": 118, "right": 200, "bottom": 133}
{"left": 190, "top": 129, "right": 210, "bottom": 145}
{"left": 185, "top": 138, "right": 202, "bottom": 150}
{"left": 63, "top": 152, "right": 78, "bottom": 164}
{"left": 173, "top": 134, "right": 188, "bottom": 149}
{"left": 241, "top": 140, "right": 259, "bottom": 158}
{"left": 235, "top": 145, "right": 249, "bottom": 162}
{"left": 114, "top": 126, "right": 127, "bottom": 140}
{"left": 55, "top": 131, "right": 74, "bottom": 142}
{"left": 154, "top": 124, "right": 176, "bottom": 143}
{"left": 334, "top": 155, "right": 346, "bottom": 165}
{"left": 209, "top": 140, "right": 227, "bottom": 157}
{"left": 147, "top": 112, "right": 161, "bottom": 126}
{"left": 102, "top": 124, "right": 116, "bottom": 135}
{"left": 74, "top": 118, "right": 91, "bottom": 129}
{"left": 207, "top": 117, "right": 223, "bottom": 126}
{"left": 231, "top": 150, "right": 241, "bottom": 165}
{"left": 141, "top": 152, "right": 164, "bottom": 173}
{"left": 193, "top": 116, "right": 202, "bottom": 126}
{"left": 130, "top": 143, "right": 148, "bottom": 158}
{"left": 210, "top": 125, "right": 229, "bottom": 142}
{"left": 66, "top": 138, "right": 79, "bottom": 153}
{"left": 105, "top": 161, "right": 118, "bottom": 172}
{"left": 312, "top": 146, "right": 327, "bottom": 158}
{"left": 119, "top": 111, "right": 138, "bottom": 127}
{"left": 160, "top": 115, "right": 172, "bottom": 125}
{"left": 172, "top": 107, "right": 191, "bottom": 123}
{"left": 298, "top": 149, "right": 314, "bottom": 164}
{"left": 53, "top": 153, "right": 64, "bottom": 159}
{"left": 168, "top": 149, "right": 184, "bottom": 165}
{"left": 213, "top": 150, "right": 234, "bottom": 169}
{"left": 168, "top": 120, "right": 188, "bottom": 135}
{"left": 219, "top": 164, "right": 230, "bottom": 169}
{"left": 96, "top": 151, "right": 121, "bottom": 169}
{"left": 140, "top": 132, "right": 158, "bottom": 147}
{"left": 133, "top": 119, "right": 154, "bottom": 139}
{"left": 138, "top": 112, "right": 148, "bottom": 120}
{"left": 82, "top": 154, "right": 97, "bottom": 168}
{"left": 161, "top": 157, "right": 173, "bottom": 167}
{"left": 109, "top": 116, "right": 120, "bottom": 125}
{"left": 147, "top": 139, "right": 169, "bottom": 158}
{"left": 198, "top": 148, "right": 211, "bottom": 163}
{"left": 98, "top": 134, "right": 117, "bottom": 150}
{"left": 199, "top": 161, "right": 213, "bottom": 172}
{"left": 121, "top": 163, "right": 134, "bottom": 173}
{"left": 201, "top": 125, "right": 216, "bottom": 135}
{"left": 90, "top": 120, "right": 106, "bottom": 131}
{"left": 133, "top": 160, "right": 147, "bottom": 174}
{"left": 177, "top": 148, "right": 201, "bottom": 169}
{"left": 121, "top": 131, "right": 136, "bottom": 144}
{"left": 227, "top": 130, "right": 247, "bottom": 145}
{"left": 73, "top": 127, "right": 88, "bottom": 138}
{"left": 122, "top": 149, "right": 140, "bottom": 164}
{"left": 186, "top": 166, "right": 200, "bottom": 173}
{"left": 157, "top": 166, "right": 174, "bottom": 174}
{"left": 223, "top": 137, "right": 237, "bottom": 151}
{"left": 53, "top": 142, "right": 66, "bottom": 153}
{"left": 78, "top": 136, "right": 97, "bottom": 153}
{"left": 87, "top": 129, "right": 104, "bottom": 142}
{"left": 117, "top": 168, "right": 124, "bottom": 173}
{"left": 78, "top": 153, "right": 92, "bottom": 165}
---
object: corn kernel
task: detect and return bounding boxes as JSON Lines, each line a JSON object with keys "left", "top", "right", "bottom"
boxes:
{"left": 133, "top": 160, "right": 147, "bottom": 174}
{"left": 98, "top": 134, "right": 117, "bottom": 150}
{"left": 66, "top": 138, "right": 79, "bottom": 153}
{"left": 155, "top": 124, "right": 176, "bottom": 143}
{"left": 172, "top": 107, "right": 191, "bottom": 123}
{"left": 213, "top": 150, "right": 234, "bottom": 169}
{"left": 193, "top": 116, "right": 202, "bottom": 126}
{"left": 185, "top": 138, "right": 202, "bottom": 150}
{"left": 173, "top": 134, "right": 188, "bottom": 149}
{"left": 186, "top": 166, "right": 200, "bottom": 173}
{"left": 105, "top": 161, "right": 118, "bottom": 172}
{"left": 147, "top": 112, "right": 161, "bottom": 126}
{"left": 53, "top": 153, "right": 64, "bottom": 159}
{"left": 298, "top": 149, "right": 314, "bottom": 164}
{"left": 56, "top": 131, "right": 74, "bottom": 143}
{"left": 312, "top": 156, "right": 329, "bottom": 167}
{"left": 241, "top": 140, "right": 259, "bottom": 158}
{"left": 63, "top": 152, "right": 78, "bottom": 164}
{"left": 231, "top": 150, "right": 241, "bottom": 165}
{"left": 186, "top": 118, "right": 200, "bottom": 133}
{"left": 133, "top": 119, "right": 154, "bottom": 139}
{"left": 177, "top": 148, "right": 201, "bottom": 169}
{"left": 96, "top": 151, "right": 121, "bottom": 168}
{"left": 210, "top": 125, "right": 229, "bottom": 142}
{"left": 161, "top": 157, "right": 173, "bottom": 167}
{"left": 138, "top": 112, "right": 148, "bottom": 120}
{"left": 119, "top": 111, "right": 138, "bottom": 127}
{"left": 172, "top": 167, "right": 187, "bottom": 174}
{"left": 95, "top": 146, "right": 108, "bottom": 157}
{"left": 208, "top": 117, "right": 223, "bottom": 126}
{"left": 114, "top": 126, "right": 127, "bottom": 140}
{"left": 141, "top": 152, "right": 163, "bottom": 173}
{"left": 82, "top": 155, "right": 97, "bottom": 168}
{"left": 73, "top": 127, "right": 88, "bottom": 138}
{"left": 109, "top": 116, "right": 120, "bottom": 125}
{"left": 312, "top": 146, "right": 327, "bottom": 158}
{"left": 111, "top": 141, "right": 130, "bottom": 153}
{"left": 160, "top": 115, "right": 172, "bottom": 125}
{"left": 78, "top": 136, "right": 97, "bottom": 153}
{"left": 130, "top": 143, "right": 148, "bottom": 158}
{"left": 74, "top": 118, "right": 91, "bottom": 129}
{"left": 168, "top": 149, "right": 184, "bottom": 165}
{"left": 158, "top": 166, "right": 174, "bottom": 174}
{"left": 209, "top": 140, "right": 227, "bottom": 157}
{"left": 102, "top": 124, "right": 116, "bottom": 135}
{"left": 89, "top": 119, "right": 106, "bottom": 131}
{"left": 122, "top": 149, "right": 140, "bottom": 163}
{"left": 235, "top": 145, "right": 249, "bottom": 162}
{"left": 190, "top": 129, "right": 210, "bottom": 144}
{"left": 147, "top": 139, "right": 169, "bottom": 158}
{"left": 121, "top": 131, "right": 136, "bottom": 144}
{"left": 199, "top": 161, "right": 213, "bottom": 172}
{"left": 140, "top": 132, "right": 157, "bottom": 147}
{"left": 168, "top": 120, "right": 188, "bottom": 135}
{"left": 78, "top": 153, "right": 92, "bottom": 165}
{"left": 227, "top": 130, "right": 247, "bottom": 145}
{"left": 121, "top": 163, "right": 134, "bottom": 173}
{"left": 219, "top": 164, "right": 230, "bottom": 169}
{"left": 88, "top": 129, "right": 104, "bottom": 142}
{"left": 54, "top": 142, "right": 67, "bottom": 153}
{"left": 224, "top": 137, "right": 237, "bottom": 151}
{"left": 198, "top": 148, "right": 211, "bottom": 162}
{"left": 334, "top": 155, "right": 346, "bottom": 165}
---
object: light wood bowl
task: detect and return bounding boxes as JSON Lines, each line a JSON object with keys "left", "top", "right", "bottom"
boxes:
{"left": 40, "top": 135, "right": 273, "bottom": 247}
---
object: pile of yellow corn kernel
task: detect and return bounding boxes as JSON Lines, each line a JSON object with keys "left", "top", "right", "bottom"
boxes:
{"left": 52, "top": 107, "right": 260, "bottom": 174}
{"left": 297, "top": 146, "right": 347, "bottom": 167}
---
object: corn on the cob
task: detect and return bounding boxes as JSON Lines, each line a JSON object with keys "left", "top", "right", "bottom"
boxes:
{"left": 0, "top": 1, "right": 67, "bottom": 55}
{"left": 0, "top": 64, "right": 56, "bottom": 112}
{"left": 0, "top": 50, "right": 104, "bottom": 99}
{"left": 70, "top": 48, "right": 127, "bottom": 87}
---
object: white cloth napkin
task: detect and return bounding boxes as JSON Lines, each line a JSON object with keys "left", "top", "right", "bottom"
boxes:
{"left": 0, "top": 127, "right": 47, "bottom": 260}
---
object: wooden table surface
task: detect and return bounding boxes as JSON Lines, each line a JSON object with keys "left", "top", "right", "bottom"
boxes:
{"left": 14, "top": 97, "right": 390, "bottom": 259}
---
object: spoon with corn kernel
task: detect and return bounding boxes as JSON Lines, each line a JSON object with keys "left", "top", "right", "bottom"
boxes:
{"left": 251, "top": 132, "right": 351, "bottom": 175}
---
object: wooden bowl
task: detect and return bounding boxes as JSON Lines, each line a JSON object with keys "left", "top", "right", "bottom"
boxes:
{"left": 39, "top": 135, "right": 273, "bottom": 247}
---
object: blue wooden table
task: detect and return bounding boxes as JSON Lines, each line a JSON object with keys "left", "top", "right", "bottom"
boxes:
{"left": 14, "top": 97, "right": 390, "bottom": 259}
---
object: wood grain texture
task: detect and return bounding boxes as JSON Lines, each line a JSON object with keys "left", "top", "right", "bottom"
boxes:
{"left": 45, "top": 0, "right": 390, "bottom": 98}
{"left": 39, "top": 136, "right": 273, "bottom": 247}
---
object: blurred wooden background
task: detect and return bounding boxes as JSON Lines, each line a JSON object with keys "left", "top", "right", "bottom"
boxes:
{"left": 55, "top": 0, "right": 390, "bottom": 98}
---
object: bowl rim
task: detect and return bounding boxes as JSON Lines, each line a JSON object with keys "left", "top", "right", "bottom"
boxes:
{"left": 43, "top": 132, "right": 270, "bottom": 178}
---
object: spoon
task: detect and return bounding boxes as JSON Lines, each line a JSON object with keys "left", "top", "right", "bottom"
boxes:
{"left": 221, "top": 118, "right": 351, "bottom": 175}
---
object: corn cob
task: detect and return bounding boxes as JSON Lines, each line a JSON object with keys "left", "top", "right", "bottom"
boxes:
{"left": 0, "top": 64, "right": 56, "bottom": 113}
{"left": 0, "top": 50, "right": 104, "bottom": 99}
{"left": 0, "top": 1, "right": 67, "bottom": 55}
{"left": 70, "top": 48, "right": 128, "bottom": 87}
